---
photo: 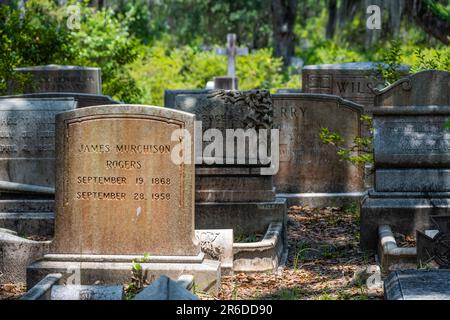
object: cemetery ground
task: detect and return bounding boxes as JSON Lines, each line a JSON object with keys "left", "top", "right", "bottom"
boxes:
{"left": 0, "top": 203, "right": 382, "bottom": 301}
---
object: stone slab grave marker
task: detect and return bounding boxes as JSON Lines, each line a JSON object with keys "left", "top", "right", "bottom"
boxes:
{"left": 28, "top": 105, "right": 220, "bottom": 292}
{"left": 9, "top": 65, "right": 102, "bottom": 95}
{"left": 0, "top": 98, "right": 76, "bottom": 237}
{"left": 272, "top": 93, "right": 364, "bottom": 207}
{"left": 172, "top": 90, "right": 287, "bottom": 272}
{"left": 215, "top": 33, "right": 248, "bottom": 90}
{"left": 0, "top": 92, "right": 120, "bottom": 109}
{"left": 302, "top": 62, "right": 409, "bottom": 107}
{"left": 361, "top": 70, "right": 450, "bottom": 251}
{"left": 385, "top": 269, "right": 450, "bottom": 300}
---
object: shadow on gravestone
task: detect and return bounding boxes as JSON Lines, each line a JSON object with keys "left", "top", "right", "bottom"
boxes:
{"left": 133, "top": 276, "right": 198, "bottom": 300}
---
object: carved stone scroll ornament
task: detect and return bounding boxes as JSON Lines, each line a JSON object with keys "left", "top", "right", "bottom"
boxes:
{"left": 208, "top": 90, "right": 273, "bottom": 129}
{"left": 417, "top": 215, "right": 450, "bottom": 268}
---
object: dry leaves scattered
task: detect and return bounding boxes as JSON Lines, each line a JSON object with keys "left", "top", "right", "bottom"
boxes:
{"left": 216, "top": 205, "right": 384, "bottom": 300}
{"left": 0, "top": 283, "right": 26, "bottom": 300}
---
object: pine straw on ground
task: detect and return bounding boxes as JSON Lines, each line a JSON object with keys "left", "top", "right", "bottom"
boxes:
{"left": 213, "top": 205, "right": 384, "bottom": 300}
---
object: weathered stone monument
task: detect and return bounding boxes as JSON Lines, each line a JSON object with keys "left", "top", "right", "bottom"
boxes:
{"left": 0, "top": 98, "right": 76, "bottom": 237}
{"left": 4, "top": 64, "right": 121, "bottom": 108}
{"left": 27, "top": 105, "right": 220, "bottom": 291}
{"left": 9, "top": 65, "right": 102, "bottom": 95}
{"left": 172, "top": 90, "right": 287, "bottom": 270}
{"left": 272, "top": 93, "right": 364, "bottom": 206}
{"left": 361, "top": 70, "right": 450, "bottom": 251}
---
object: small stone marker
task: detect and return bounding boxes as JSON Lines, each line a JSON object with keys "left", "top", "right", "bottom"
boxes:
{"left": 51, "top": 285, "right": 123, "bottom": 300}
{"left": 134, "top": 275, "right": 198, "bottom": 300}
{"left": 385, "top": 269, "right": 450, "bottom": 300}
{"left": 9, "top": 65, "right": 102, "bottom": 95}
{"left": 27, "top": 104, "right": 220, "bottom": 292}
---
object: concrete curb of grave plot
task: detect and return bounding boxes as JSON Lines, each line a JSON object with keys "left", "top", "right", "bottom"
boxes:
{"left": 233, "top": 222, "right": 287, "bottom": 273}
{"left": 0, "top": 230, "right": 50, "bottom": 284}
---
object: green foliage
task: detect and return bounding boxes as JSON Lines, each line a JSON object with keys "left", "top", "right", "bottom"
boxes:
{"left": 376, "top": 40, "right": 404, "bottom": 85}
{"left": 319, "top": 115, "right": 374, "bottom": 168}
{"left": 412, "top": 47, "right": 450, "bottom": 72}
{"left": 128, "top": 42, "right": 285, "bottom": 106}
{"left": 0, "top": 1, "right": 141, "bottom": 102}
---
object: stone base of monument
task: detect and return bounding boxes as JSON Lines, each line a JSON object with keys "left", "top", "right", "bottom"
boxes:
{"left": 0, "top": 230, "right": 50, "bottom": 284}
{"left": 27, "top": 253, "right": 220, "bottom": 293}
{"left": 277, "top": 192, "right": 365, "bottom": 208}
{"left": 0, "top": 199, "right": 54, "bottom": 237}
{"left": 384, "top": 269, "right": 450, "bottom": 300}
{"left": 360, "top": 191, "right": 450, "bottom": 251}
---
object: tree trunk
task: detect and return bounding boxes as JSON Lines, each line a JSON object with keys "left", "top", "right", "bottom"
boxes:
{"left": 326, "top": 0, "right": 338, "bottom": 39}
{"left": 389, "top": 0, "right": 405, "bottom": 37}
{"left": 405, "top": 0, "right": 450, "bottom": 44}
{"left": 338, "top": 0, "right": 359, "bottom": 27}
{"left": 271, "top": 0, "right": 298, "bottom": 67}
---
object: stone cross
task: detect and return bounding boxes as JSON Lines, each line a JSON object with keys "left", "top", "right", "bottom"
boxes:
{"left": 216, "top": 34, "right": 248, "bottom": 78}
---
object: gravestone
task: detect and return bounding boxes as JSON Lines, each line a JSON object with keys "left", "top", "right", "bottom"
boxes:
{"left": 164, "top": 89, "right": 210, "bottom": 108}
{"left": 27, "top": 105, "right": 220, "bottom": 292}
{"left": 417, "top": 215, "right": 450, "bottom": 268}
{"left": 172, "top": 90, "right": 287, "bottom": 261}
{"left": 272, "top": 93, "right": 364, "bottom": 206}
{"left": 0, "top": 98, "right": 76, "bottom": 237}
{"left": 0, "top": 92, "right": 120, "bottom": 109}
{"left": 361, "top": 70, "right": 450, "bottom": 251}
{"left": 385, "top": 269, "right": 450, "bottom": 300}
{"left": 9, "top": 65, "right": 102, "bottom": 95}
{"left": 302, "top": 62, "right": 409, "bottom": 107}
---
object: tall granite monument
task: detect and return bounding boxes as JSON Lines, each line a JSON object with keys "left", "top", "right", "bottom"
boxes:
{"left": 360, "top": 70, "right": 450, "bottom": 250}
